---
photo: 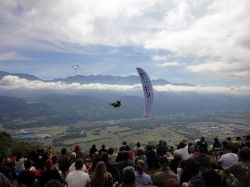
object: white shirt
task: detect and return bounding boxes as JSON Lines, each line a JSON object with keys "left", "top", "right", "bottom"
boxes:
{"left": 135, "top": 171, "right": 152, "bottom": 187}
{"left": 220, "top": 152, "right": 239, "bottom": 169}
{"left": 174, "top": 145, "right": 189, "bottom": 160}
{"left": 66, "top": 170, "right": 90, "bottom": 187}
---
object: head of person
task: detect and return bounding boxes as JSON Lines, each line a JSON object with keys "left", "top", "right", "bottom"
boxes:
{"left": 185, "top": 158, "right": 200, "bottom": 176}
{"left": 227, "top": 137, "right": 232, "bottom": 142}
{"left": 236, "top": 137, "right": 241, "bottom": 141}
{"left": 61, "top": 148, "right": 67, "bottom": 155}
{"left": 146, "top": 145, "right": 153, "bottom": 151}
{"left": 51, "top": 156, "right": 58, "bottom": 165}
{"left": 122, "top": 150, "right": 129, "bottom": 161}
{"left": 45, "top": 159, "right": 53, "bottom": 170}
{"left": 159, "top": 155, "right": 169, "bottom": 170}
{"left": 201, "top": 137, "right": 205, "bottom": 142}
{"left": 245, "top": 135, "right": 250, "bottom": 147}
{"left": 94, "top": 161, "right": 107, "bottom": 174}
{"left": 24, "top": 159, "right": 33, "bottom": 170}
{"left": 180, "top": 141, "right": 186, "bottom": 148}
{"left": 101, "top": 144, "right": 105, "bottom": 149}
{"left": 239, "top": 147, "right": 250, "bottom": 162}
{"left": 136, "top": 160, "right": 144, "bottom": 174}
{"left": 214, "top": 137, "right": 219, "bottom": 142}
{"left": 75, "top": 159, "right": 84, "bottom": 170}
{"left": 223, "top": 142, "right": 233, "bottom": 153}
{"left": 123, "top": 141, "right": 127, "bottom": 146}
{"left": 107, "top": 147, "right": 114, "bottom": 155}
{"left": 92, "top": 144, "right": 96, "bottom": 149}
{"left": 75, "top": 144, "right": 80, "bottom": 150}
{"left": 125, "top": 145, "right": 131, "bottom": 151}
{"left": 137, "top": 148, "right": 144, "bottom": 156}
{"left": 123, "top": 166, "right": 136, "bottom": 185}
{"left": 136, "top": 142, "right": 141, "bottom": 148}
{"left": 70, "top": 152, "right": 77, "bottom": 159}
{"left": 101, "top": 152, "right": 109, "bottom": 163}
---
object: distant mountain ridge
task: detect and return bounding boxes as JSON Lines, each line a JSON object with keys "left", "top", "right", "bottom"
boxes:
{"left": 0, "top": 71, "right": 193, "bottom": 86}
{"left": 0, "top": 71, "right": 41, "bottom": 81}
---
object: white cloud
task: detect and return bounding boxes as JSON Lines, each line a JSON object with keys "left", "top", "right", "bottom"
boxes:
{"left": 156, "top": 61, "right": 183, "bottom": 67}
{"left": 152, "top": 55, "right": 184, "bottom": 67}
{"left": 145, "top": 0, "right": 250, "bottom": 78}
{"left": 1, "top": 75, "right": 250, "bottom": 96}
{"left": 1, "top": 0, "right": 250, "bottom": 79}
{"left": 0, "top": 75, "right": 141, "bottom": 91}
{"left": 0, "top": 52, "right": 30, "bottom": 61}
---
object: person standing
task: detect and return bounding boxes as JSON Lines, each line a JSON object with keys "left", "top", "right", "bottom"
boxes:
{"left": 66, "top": 159, "right": 90, "bottom": 187}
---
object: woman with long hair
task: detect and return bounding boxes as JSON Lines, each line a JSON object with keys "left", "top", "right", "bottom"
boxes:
{"left": 90, "top": 161, "right": 113, "bottom": 187}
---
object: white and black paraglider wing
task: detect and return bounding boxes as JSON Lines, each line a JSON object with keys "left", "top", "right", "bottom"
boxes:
{"left": 136, "top": 67, "right": 153, "bottom": 117}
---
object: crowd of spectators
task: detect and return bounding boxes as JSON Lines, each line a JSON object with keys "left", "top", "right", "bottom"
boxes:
{"left": 0, "top": 135, "right": 249, "bottom": 187}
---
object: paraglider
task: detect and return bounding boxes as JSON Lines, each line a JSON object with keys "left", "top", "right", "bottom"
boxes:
{"left": 110, "top": 100, "right": 121, "bottom": 108}
{"left": 136, "top": 67, "right": 153, "bottom": 118}
{"left": 72, "top": 65, "right": 80, "bottom": 73}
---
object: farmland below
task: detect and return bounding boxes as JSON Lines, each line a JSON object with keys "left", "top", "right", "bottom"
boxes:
{"left": 2, "top": 110, "right": 249, "bottom": 151}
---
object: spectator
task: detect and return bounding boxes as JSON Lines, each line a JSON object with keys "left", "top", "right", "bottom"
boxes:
{"left": 0, "top": 157, "right": 16, "bottom": 183}
{"left": 152, "top": 156, "right": 178, "bottom": 187}
{"left": 66, "top": 159, "right": 90, "bottom": 187}
{"left": 15, "top": 153, "right": 26, "bottom": 175}
{"left": 222, "top": 147, "right": 250, "bottom": 187}
{"left": 197, "top": 137, "right": 208, "bottom": 153}
{"left": 134, "top": 142, "right": 144, "bottom": 157}
{"left": 17, "top": 159, "right": 36, "bottom": 187}
{"left": 74, "top": 144, "right": 84, "bottom": 159}
{"left": 145, "top": 145, "right": 159, "bottom": 169}
{"left": 156, "top": 140, "right": 165, "bottom": 158}
{"left": 90, "top": 161, "right": 113, "bottom": 187}
{"left": 99, "top": 145, "right": 107, "bottom": 155}
{"left": 182, "top": 158, "right": 205, "bottom": 187}
{"left": 135, "top": 160, "right": 152, "bottom": 187}
{"left": 169, "top": 155, "right": 181, "bottom": 174}
{"left": 69, "top": 152, "right": 88, "bottom": 173}
{"left": 0, "top": 172, "right": 11, "bottom": 187}
{"left": 245, "top": 135, "right": 250, "bottom": 147}
{"left": 135, "top": 149, "right": 148, "bottom": 172}
{"left": 107, "top": 147, "right": 116, "bottom": 164}
{"left": 89, "top": 145, "right": 98, "bottom": 158}
{"left": 174, "top": 141, "right": 189, "bottom": 160}
{"left": 58, "top": 148, "right": 70, "bottom": 177}
{"left": 101, "top": 153, "right": 119, "bottom": 183}
{"left": 218, "top": 142, "right": 239, "bottom": 169}
{"left": 115, "top": 151, "right": 134, "bottom": 183}
{"left": 119, "top": 166, "right": 137, "bottom": 187}
{"left": 213, "top": 138, "right": 222, "bottom": 150}
{"left": 39, "top": 159, "right": 62, "bottom": 187}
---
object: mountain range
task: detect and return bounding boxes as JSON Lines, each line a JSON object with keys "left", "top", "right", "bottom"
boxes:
{"left": 0, "top": 71, "right": 193, "bottom": 86}
{"left": 1, "top": 71, "right": 250, "bottom": 129}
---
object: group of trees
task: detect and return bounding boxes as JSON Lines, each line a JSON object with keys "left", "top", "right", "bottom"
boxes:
{"left": 0, "top": 132, "right": 35, "bottom": 157}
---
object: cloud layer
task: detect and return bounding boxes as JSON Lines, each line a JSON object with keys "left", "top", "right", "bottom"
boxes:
{"left": 1, "top": 0, "right": 250, "bottom": 79}
{"left": 1, "top": 75, "right": 250, "bottom": 96}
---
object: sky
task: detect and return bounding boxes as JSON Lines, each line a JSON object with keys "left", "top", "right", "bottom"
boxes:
{"left": 0, "top": 0, "right": 250, "bottom": 88}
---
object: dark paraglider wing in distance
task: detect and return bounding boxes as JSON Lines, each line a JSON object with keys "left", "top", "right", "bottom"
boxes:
{"left": 72, "top": 65, "right": 80, "bottom": 72}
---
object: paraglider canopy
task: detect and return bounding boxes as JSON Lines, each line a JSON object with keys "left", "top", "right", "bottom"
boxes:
{"left": 110, "top": 100, "right": 121, "bottom": 108}
{"left": 136, "top": 67, "right": 153, "bottom": 117}
{"left": 72, "top": 65, "right": 80, "bottom": 73}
